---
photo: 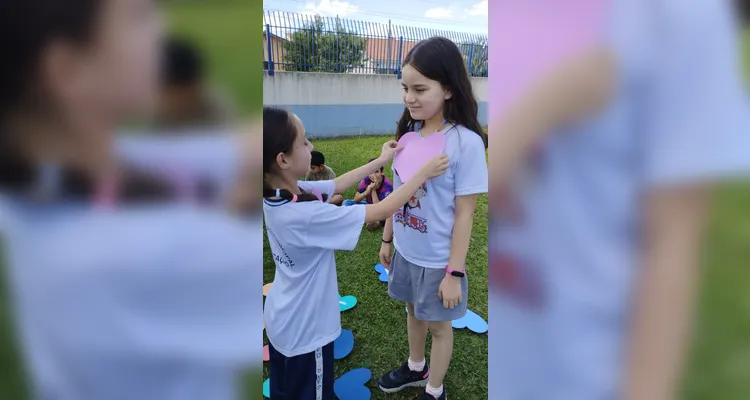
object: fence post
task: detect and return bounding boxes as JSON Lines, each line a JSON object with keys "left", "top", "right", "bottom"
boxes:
{"left": 467, "top": 43, "right": 475, "bottom": 76}
{"left": 396, "top": 36, "right": 404, "bottom": 79}
{"left": 266, "top": 24, "right": 275, "bottom": 76}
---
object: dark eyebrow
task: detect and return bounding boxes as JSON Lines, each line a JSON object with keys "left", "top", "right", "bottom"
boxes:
{"left": 402, "top": 83, "right": 428, "bottom": 88}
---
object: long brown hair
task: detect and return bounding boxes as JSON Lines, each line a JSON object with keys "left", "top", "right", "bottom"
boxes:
{"left": 396, "top": 37, "right": 487, "bottom": 148}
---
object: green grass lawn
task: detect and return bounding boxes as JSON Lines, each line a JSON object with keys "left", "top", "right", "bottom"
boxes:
{"left": 262, "top": 135, "right": 489, "bottom": 399}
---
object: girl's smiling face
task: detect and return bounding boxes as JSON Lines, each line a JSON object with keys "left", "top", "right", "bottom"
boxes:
{"left": 401, "top": 64, "right": 452, "bottom": 122}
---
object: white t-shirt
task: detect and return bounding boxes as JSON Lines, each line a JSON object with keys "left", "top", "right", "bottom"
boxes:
{"left": 392, "top": 124, "right": 488, "bottom": 268}
{"left": 489, "top": 1, "right": 750, "bottom": 398}
{"left": 0, "top": 135, "right": 261, "bottom": 400}
{"left": 263, "top": 180, "right": 367, "bottom": 357}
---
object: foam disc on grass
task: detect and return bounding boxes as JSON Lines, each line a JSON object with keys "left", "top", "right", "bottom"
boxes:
{"left": 339, "top": 295, "right": 357, "bottom": 312}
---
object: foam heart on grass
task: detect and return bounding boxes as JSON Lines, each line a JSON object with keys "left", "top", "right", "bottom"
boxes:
{"left": 393, "top": 131, "right": 446, "bottom": 183}
{"left": 263, "top": 368, "right": 372, "bottom": 399}
{"left": 334, "top": 368, "right": 372, "bottom": 400}
{"left": 452, "top": 309, "right": 488, "bottom": 333}
{"left": 374, "top": 264, "right": 389, "bottom": 282}
{"left": 404, "top": 307, "right": 488, "bottom": 334}
{"left": 339, "top": 295, "right": 357, "bottom": 312}
{"left": 334, "top": 329, "right": 354, "bottom": 359}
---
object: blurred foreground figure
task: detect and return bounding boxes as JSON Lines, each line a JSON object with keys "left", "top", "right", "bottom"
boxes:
{"left": 489, "top": 1, "right": 750, "bottom": 399}
{"left": 154, "top": 35, "right": 235, "bottom": 131}
{"left": 0, "top": 0, "right": 261, "bottom": 399}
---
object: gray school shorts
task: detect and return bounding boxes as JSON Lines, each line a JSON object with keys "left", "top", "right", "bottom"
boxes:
{"left": 388, "top": 250, "right": 468, "bottom": 322}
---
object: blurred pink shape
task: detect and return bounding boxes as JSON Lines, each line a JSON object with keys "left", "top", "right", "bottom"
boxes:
{"left": 489, "top": 0, "right": 607, "bottom": 124}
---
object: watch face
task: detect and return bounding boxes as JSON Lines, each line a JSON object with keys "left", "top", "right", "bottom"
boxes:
{"left": 451, "top": 270, "right": 465, "bottom": 277}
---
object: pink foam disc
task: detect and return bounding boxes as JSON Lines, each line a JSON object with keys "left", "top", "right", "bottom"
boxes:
{"left": 393, "top": 131, "right": 446, "bottom": 183}
{"left": 263, "top": 345, "right": 269, "bottom": 361}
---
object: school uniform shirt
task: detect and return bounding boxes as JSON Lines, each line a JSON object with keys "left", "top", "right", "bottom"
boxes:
{"left": 263, "top": 180, "right": 366, "bottom": 357}
{"left": 357, "top": 176, "right": 393, "bottom": 204}
{"left": 489, "top": 1, "right": 750, "bottom": 399}
{"left": 391, "top": 124, "right": 488, "bottom": 268}
{"left": 0, "top": 135, "right": 260, "bottom": 400}
{"left": 0, "top": 205, "right": 260, "bottom": 400}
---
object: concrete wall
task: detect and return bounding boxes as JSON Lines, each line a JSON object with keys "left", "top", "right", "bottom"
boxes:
{"left": 263, "top": 71, "right": 488, "bottom": 138}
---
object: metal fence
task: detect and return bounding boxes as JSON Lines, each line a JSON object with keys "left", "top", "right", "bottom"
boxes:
{"left": 263, "top": 10, "right": 488, "bottom": 78}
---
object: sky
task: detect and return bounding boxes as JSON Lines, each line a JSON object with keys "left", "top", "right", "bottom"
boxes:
{"left": 263, "top": 0, "right": 488, "bottom": 36}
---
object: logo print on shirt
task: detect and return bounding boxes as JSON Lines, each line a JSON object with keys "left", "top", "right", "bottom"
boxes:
{"left": 395, "top": 183, "right": 428, "bottom": 233}
{"left": 268, "top": 230, "right": 295, "bottom": 269}
{"left": 406, "top": 183, "right": 427, "bottom": 210}
{"left": 489, "top": 252, "right": 544, "bottom": 309}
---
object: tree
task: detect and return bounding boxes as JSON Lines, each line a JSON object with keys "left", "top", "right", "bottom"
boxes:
{"left": 282, "top": 15, "right": 367, "bottom": 73}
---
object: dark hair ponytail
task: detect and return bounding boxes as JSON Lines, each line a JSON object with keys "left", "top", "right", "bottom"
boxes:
{"left": 262, "top": 107, "right": 324, "bottom": 203}
{"left": 396, "top": 37, "right": 488, "bottom": 149}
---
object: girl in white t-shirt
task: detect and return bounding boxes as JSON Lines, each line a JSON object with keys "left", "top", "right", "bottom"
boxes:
{"left": 377, "top": 37, "right": 489, "bottom": 400}
{"left": 261, "top": 106, "right": 449, "bottom": 400}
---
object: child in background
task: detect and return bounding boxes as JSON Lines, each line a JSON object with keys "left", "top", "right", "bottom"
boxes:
{"left": 154, "top": 35, "right": 234, "bottom": 131}
{"left": 343, "top": 159, "right": 393, "bottom": 231}
{"left": 305, "top": 150, "right": 344, "bottom": 205}
{"left": 378, "top": 37, "right": 488, "bottom": 400}
{"left": 262, "top": 106, "right": 449, "bottom": 400}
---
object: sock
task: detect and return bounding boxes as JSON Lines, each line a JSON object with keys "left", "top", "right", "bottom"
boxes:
{"left": 407, "top": 357, "right": 425, "bottom": 371}
{"left": 426, "top": 383, "right": 444, "bottom": 397}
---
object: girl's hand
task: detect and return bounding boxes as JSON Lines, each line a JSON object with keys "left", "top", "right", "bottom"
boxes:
{"left": 379, "top": 242, "right": 392, "bottom": 270}
{"left": 438, "top": 275, "right": 462, "bottom": 309}
{"left": 378, "top": 140, "right": 403, "bottom": 162}
{"left": 418, "top": 154, "right": 450, "bottom": 179}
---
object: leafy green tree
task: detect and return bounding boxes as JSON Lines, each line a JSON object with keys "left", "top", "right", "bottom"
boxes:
{"left": 283, "top": 15, "right": 367, "bottom": 73}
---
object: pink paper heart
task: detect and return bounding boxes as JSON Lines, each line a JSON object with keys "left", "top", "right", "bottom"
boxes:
{"left": 393, "top": 132, "right": 446, "bottom": 183}
{"left": 489, "top": 0, "right": 606, "bottom": 122}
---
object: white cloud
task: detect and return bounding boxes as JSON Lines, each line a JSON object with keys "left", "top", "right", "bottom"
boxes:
{"left": 302, "top": 0, "right": 359, "bottom": 17}
{"left": 424, "top": 2, "right": 487, "bottom": 22}
{"left": 466, "top": 0, "right": 488, "bottom": 17}
{"left": 424, "top": 6, "right": 456, "bottom": 20}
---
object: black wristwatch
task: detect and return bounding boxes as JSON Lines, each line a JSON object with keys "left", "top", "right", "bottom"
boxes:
{"left": 445, "top": 266, "right": 465, "bottom": 278}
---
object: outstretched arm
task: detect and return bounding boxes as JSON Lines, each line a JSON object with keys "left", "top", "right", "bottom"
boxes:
{"left": 489, "top": 47, "right": 615, "bottom": 194}
{"left": 334, "top": 140, "right": 401, "bottom": 193}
